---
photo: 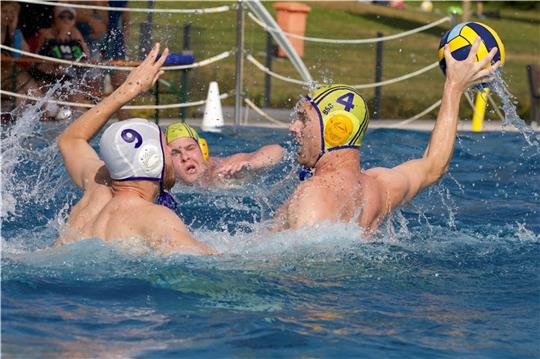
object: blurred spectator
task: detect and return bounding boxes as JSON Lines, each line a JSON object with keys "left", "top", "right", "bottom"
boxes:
{"left": 17, "top": 2, "right": 53, "bottom": 52}
{"left": 1, "top": 1, "right": 40, "bottom": 108}
{"left": 390, "top": 0, "right": 406, "bottom": 9}
{"left": 476, "top": 1, "right": 485, "bottom": 19}
{"left": 28, "top": 6, "right": 91, "bottom": 119}
{"left": 2, "top": 1, "right": 30, "bottom": 56}
{"left": 76, "top": 1, "right": 108, "bottom": 57}
{"left": 104, "top": 0, "right": 129, "bottom": 119}
{"left": 372, "top": 0, "right": 406, "bottom": 9}
{"left": 33, "top": 6, "right": 90, "bottom": 72}
{"left": 76, "top": 1, "right": 108, "bottom": 91}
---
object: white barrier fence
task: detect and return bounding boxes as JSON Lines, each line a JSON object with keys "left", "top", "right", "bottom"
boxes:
{"left": 1, "top": 89, "right": 232, "bottom": 110}
{"left": 16, "top": 0, "right": 232, "bottom": 14}
{"left": 246, "top": 54, "right": 441, "bottom": 89}
{"left": 0, "top": 45, "right": 233, "bottom": 71}
{"left": 248, "top": 12, "right": 451, "bottom": 44}
{"left": 1, "top": 1, "right": 466, "bottom": 125}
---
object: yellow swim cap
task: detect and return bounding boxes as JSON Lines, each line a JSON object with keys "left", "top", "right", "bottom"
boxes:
{"left": 306, "top": 84, "right": 369, "bottom": 153}
{"left": 165, "top": 122, "right": 209, "bottom": 160}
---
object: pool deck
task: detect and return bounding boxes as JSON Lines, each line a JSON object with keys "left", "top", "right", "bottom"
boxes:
{"left": 157, "top": 106, "right": 539, "bottom": 132}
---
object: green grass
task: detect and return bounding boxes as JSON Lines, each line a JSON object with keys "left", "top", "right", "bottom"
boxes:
{"left": 125, "top": 1, "right": 540, "bottom": 120}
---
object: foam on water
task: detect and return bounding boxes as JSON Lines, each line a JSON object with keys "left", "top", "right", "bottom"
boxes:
{"left": 3, "top": 208, "right": 538, "bottom": 281}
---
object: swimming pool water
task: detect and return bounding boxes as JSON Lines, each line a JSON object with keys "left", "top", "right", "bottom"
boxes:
{"left": 2, "top": 121, "right": 539, "bottom": 358}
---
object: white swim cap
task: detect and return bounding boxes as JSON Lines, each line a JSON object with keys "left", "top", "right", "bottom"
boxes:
{"left": 99, "top": 118, "right": 164, "bottom": 181}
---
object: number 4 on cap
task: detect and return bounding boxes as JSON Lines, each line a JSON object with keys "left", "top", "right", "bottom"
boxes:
{"left": 336, "top": 92, "right": 355, "bottom": 112}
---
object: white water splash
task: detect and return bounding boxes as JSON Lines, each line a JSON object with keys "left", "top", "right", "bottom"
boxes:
{"left": 515, "top": 222, "right": 540, "bottom": 242}
{"left": 490, "top": 72, "right": 540, "bottom": 153}
{"left": 1, "top": 82, "right": 61, "bottom": 218}
{"left": 1, "top": 78, "right": 83, "bottom": 241}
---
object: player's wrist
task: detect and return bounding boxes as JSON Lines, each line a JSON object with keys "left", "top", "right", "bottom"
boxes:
{"left": 114, "top": 82, "right": 138, "bottom": 102}
{"left": 443, "top": 80, "right": 465, "bottom": 96}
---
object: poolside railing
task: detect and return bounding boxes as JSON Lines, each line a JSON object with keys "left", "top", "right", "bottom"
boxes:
{"left": 0, "top": 0, "right": 502, "bottom": 128}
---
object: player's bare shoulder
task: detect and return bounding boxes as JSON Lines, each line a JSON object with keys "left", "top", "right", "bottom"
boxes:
{"left": 291, "top": 176, "right": 329, "bottom": 202}
{"left": 143, "top": 203, "right": 212, "bottom": 255}
{"left": 287, "top": 177, "right": 339, "bottom": 222}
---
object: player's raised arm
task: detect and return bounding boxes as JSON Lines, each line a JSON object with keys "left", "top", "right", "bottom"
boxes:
{"left": 367, "top": 38, "right": 500, "bottom": 212}
{"left": 57, "top": 43, "right": 169, "bottom": 189}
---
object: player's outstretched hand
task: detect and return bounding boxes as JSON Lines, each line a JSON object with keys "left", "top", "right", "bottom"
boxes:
{"left": 444, "top": 37, "right": 501, "bottom": 92}
{"left": 216, "top": 159, "right": 252, "bottom": 177}
{"left": 119, "top": 43, "right": 169, "bottom": 100}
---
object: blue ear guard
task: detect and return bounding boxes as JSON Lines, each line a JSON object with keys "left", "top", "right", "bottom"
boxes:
{"left": 299, "top": 166, "right": 314, "bottom": 181}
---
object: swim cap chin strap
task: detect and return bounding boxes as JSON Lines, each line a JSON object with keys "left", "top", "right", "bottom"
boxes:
{"left": 157, "top": 130, "right": 177, "bottom": 210}
{"left": 157, "top": 188, "right": 178, "bottom": 210}
{"left": 299, "top": 85, "right": 369, "bottom": 181}
{"left": 299, "top": 166, "right": 314, "bottom": 181}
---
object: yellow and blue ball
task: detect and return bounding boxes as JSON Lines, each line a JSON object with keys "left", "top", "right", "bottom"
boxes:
{"left": 438, "top": 22, "right": 505, "bottom": 75}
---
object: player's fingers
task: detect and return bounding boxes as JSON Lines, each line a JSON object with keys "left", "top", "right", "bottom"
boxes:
{"left": 476, "top": 47, "right": 498, "bottom": 70}
{"left": 443, "top": 43, "right": 454, "bottom": 64}
{"left": 155, "top": 47, "right": 169, "bottom": 68}
{"left": 143, "top": 43, "right": 160, "bottom": 65}
{"left": 466, "top": 37, "right": 482, "bottom": 62}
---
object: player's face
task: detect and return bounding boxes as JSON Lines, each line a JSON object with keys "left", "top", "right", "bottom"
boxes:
{"left": 289, "top": 100, "right": 321, "bottom": 168}
{"left": 169, "top": 137, "right": 206, "bottom": 185}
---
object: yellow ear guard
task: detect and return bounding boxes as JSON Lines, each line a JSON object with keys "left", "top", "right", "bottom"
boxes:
{"left": 198, "top": 137, "right": 209, "bottom": 161}
{"left": 166, "top": 122, "right": 209, "bottom": 161}
{"left": 306, "top": 84, "right": 369, "bottom": 153}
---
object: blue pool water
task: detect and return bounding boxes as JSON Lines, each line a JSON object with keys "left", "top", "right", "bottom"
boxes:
{"left": 2, "top": 114, "right": 539, "bottom": 358}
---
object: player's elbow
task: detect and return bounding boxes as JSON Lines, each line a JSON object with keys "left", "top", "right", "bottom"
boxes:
{"left": 56, "top": 133, "right": 68, "bottom": 153}
{"left": 422, "top": 147, "right": 453, "bottom": 184}
{"left": 56, "top": 132, "right": 80, "bottom": 157}
{"left": 263, "top": 144, "right": 285, "bottom": 162}
{"left": 426, "top": 161, "right": 449, "bottom": 185}
{"left": 251, "top": 145, "right": 285, "bottom": 169}
{"left": 271, "top": 144, "right": 285, "bottom": 155}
